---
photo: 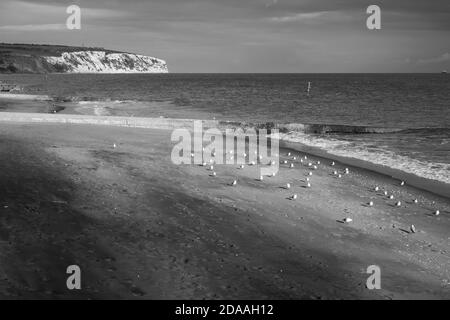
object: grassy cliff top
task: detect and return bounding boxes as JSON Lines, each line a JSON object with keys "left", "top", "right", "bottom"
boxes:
{"left": 0, "top": 43, "right": 124, "bottom": 57}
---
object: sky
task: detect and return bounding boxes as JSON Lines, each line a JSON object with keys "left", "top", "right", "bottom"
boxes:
{"left": 0, "top": 0, "right": 449, "bottom": 73}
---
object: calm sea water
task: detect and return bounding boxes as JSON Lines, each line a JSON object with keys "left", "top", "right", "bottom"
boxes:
{"left": 2, "top": 73, "right": 450, "bottom": 184}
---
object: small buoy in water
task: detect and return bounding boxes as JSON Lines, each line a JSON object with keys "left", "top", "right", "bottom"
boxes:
{"left": 368, "top": 201, "right": 374, "bottom": 207}
{"left": 410, "top": 225, "right": 416, "bottom": 233}
{"left": 374, "top": 186, "right": 379, "bottom": 192}
{"left": 343, "top": 218, "right": 353, "bottom": 223}
{"left": 286, "top": 183, "right": 291, "bottom": 189}
{"left": 400, "top": 181, "right": 405, "bottom": 186}
{"left": 231, "top": 180, "right": 237, "bottom": 186}
{"left": 291, "top": 194, "right": 298, "bottom": 200}
{"left": 331, "top": 162, "right": 335, "bottom": 166}
{"left": 113, "top": 143, "right": 117, "bottom": 149}
{"left": 413, "top": 199, "right": 418, "bottom": 204}
{"left": 389, "top": 195, "right": 394, "bottom": 200}
{"left": 290, "top": 163, "right": 294, "bottom": 168}
{"left": 434, "top": 210, "right": 440, "bottom": 216}
{"left": 396, "top": 201, "right": 402, "bottom": 207}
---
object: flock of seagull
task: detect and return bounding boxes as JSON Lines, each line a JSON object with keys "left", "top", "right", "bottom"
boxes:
{"left": 193, "top": 148, "right": 442, "bottom": 233}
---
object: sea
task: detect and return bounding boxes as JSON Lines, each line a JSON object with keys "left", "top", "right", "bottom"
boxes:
{"left": 2, "top": 73, "right": 450, "bottom": 186}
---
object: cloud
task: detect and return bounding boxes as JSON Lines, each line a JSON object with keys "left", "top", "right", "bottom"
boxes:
{"left": 417, "top": 53, "right": 450, "bottom": 64}
{"left": 269, "top": 11, "right": 327, "bottom": 22}
{"left": 0, "top": 24, "right": 66, "bottom": 31}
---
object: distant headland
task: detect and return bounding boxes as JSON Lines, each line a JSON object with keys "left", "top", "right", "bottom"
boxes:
{"left": 0, "top": 43, "right": 168, "bottom": 74}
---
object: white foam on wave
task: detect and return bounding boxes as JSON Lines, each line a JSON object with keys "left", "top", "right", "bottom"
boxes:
{"left": 279, "top": 131, "right": 450, "bottom": 184}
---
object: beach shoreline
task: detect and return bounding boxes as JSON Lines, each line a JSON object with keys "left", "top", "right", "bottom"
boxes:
{"left": 0, "top": 101, "right": 449, "bottom": 200}
{"left": 0, "top": 121, "right": 449, "bottom": 299}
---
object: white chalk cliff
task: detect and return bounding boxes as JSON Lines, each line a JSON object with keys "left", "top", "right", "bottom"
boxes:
{"left": 43, "top": 51, "right": 168, "bottom": 73}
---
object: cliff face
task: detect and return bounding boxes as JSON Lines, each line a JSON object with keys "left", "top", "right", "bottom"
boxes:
{"left": 43, "top": 51, "right": 168, "bottom": 74}
{"left": 0, "top": 44, "right": 168, "bottom": 74}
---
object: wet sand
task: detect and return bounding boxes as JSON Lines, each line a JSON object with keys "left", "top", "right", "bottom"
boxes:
{"left": 0, "top": 122, "right": 449, "bottom": 299}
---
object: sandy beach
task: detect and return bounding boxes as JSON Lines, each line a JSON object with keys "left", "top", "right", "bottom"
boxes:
{"left": 0, "top": 118, "right": 449, "bottom": 299}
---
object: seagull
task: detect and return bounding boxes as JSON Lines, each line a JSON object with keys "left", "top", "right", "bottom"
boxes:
{"left": 287, "top": 152, "right": 291, "bottom": 156}
{"left": 410, "top": 225, "right": 416, "bottom": 233}
{"left": 291, "top": 194, "right": 298, "bottom": 200}
{"left": 240, "top": 164, "right": 245, "bottom": 169}
{"left": 113, "top": 143, "right": 117, "bottom": 149}
{"left": 368, "top": 201, "right": 374, "bottom": 207}
{"left": 231, "top": 180, "right": 237, "bottom": 186}
{"left": 389, "top": 195, "right": 395, "bottom": 200}
{"left": 211, "top": 172, "right": 217, "bottom": 177}
{"left": 338, "top": 174, "right": 342, "bottom": 178}
{"left": 333, "top": 170, "right": 338, "bottom": 175}
{"left": 290, "top": 163, "right": 294, "bottom": 168}
{"left": 306, "top": 177, "right": 310, "bottom": 182}
{"left": 400, "top": 181, "right": 405, "bottom": 186}
{"left": 384, "top": 191, "right": 389, "bottom": 196}
{"left": 286, "top": 183, "right": 291, "bottom": 189}
{"left": 434, "top": 210, "right": 440, "bottom": 216}
{"left": 308, "top": 172, "right": 313, "bottom": 176}
{"left": 317, "top": 161, "right": 321, "bottom": 165}
{"left": 306, "top": 182, "right": 311, "bottom": 188}
{"left": 272, "top": 172, "right": 276, "bottom": 177}
{"left": 374, "top": 186, "right": 379, "bottom": 192}
{"left": 343, "top": 218, "right": 353, "bottom": 223}
{"left": 313, "top": 165, "right": 318, "bottom": 170}
{"left": 413, "top": 199, "right": 418, "bottom": 204}
{"left": 331, "top": 162, "right": 335, "bottom": 166}
{"left": 395, "top": 201, "right": 402, "bottom": 207}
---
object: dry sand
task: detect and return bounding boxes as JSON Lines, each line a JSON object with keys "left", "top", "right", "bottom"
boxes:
{"left": 0, "top": 121, "right": 449, "bottom": 300}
